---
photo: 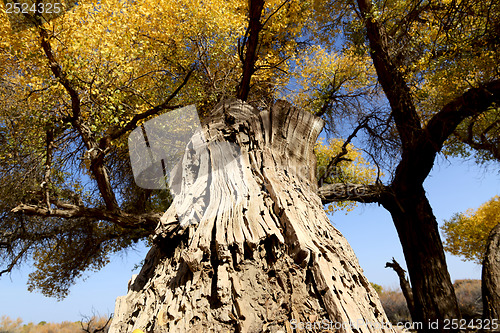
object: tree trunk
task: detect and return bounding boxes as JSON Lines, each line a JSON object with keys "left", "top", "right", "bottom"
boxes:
{"left": 109, "top": 99, "right": 394, "bottom": 333}
{"left": 384, "top": 187, "right": 460, "bottom": 332}
{"left": 482, "top": 222, "right": 500, "bottom": 322}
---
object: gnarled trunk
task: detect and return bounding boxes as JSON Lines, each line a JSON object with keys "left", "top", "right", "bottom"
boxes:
{"left": 482, "top": 222, "right": 500, "bottom": 322}
{"left": 109, "top": 99, "right": 393, "bottom": 333}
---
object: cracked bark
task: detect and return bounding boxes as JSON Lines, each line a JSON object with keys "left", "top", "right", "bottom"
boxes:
{"left": 109, "top": 99, "right": 393, "bottom": 333}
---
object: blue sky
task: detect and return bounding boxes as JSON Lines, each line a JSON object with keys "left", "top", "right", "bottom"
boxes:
{"left": 0, "top": 156, "right": 498, "bottom": 324}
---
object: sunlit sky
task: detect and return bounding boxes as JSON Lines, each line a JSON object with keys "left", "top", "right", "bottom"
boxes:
{"left": 1, "top": 155, "right": 498, "bottom": 324}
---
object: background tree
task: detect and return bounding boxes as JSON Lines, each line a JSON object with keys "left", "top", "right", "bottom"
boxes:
{"left": 442, "top": 196, "right": 500, "bottom": 321}
{"left": 312, "top": 0, "right": 500, "bottom": 329}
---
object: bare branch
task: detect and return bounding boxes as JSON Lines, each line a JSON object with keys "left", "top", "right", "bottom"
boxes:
{"left": 317, "top": 117, "right": 370, "bottom": 187}
{"left": 454, "top": 114, "right": 500, "bottom": 161}
{"left": 261, "top": 0, "right": 292, "bottom": 30}
{"left": 11, "top": 202, "right": 160, "bottom": 231}
{"left": 80, "top": 313, "right": 112, "bottom": 333}
{"left": 43, "top": 127, "right": 54, "bottom": 213}
{"left": 318, "top": 182, "right": 389, "bottom": 204}
{"left": 386, "top": 258, "right": 416, "bottom": 321}
{"left": 0, "top": 241, "right": 32, "bottom": 276}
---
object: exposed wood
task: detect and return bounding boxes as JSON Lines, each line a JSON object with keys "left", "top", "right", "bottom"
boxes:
{"left": 318, "top": 183, "right": 388, "bottom": 204}
{"left": 109, "top": 99, "right": 394, "bottom": 333}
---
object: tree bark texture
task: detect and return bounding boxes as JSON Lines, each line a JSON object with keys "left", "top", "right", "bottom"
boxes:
{"left": 482, "top": 222, "right": 500, "bottom": 322}
{"left": 109, "top": 99, "right": 394, "bottom": 332}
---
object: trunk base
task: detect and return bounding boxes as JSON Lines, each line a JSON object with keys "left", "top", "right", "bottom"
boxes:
{"left": 110, "top": 99, "right": 393, "bottom": 333}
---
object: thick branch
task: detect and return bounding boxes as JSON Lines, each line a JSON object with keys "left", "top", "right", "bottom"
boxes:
{"left": 11, "top": 202, "right": 160, "bottom": 231}
{"left": 318, "top": 182, "right": 389, "bottom": 204}
{"left": 236, "top": 0, "right": 265, "bottom": 101}
{"left": 425, "top": 80, "right": 500, "bottom": 153}
{"left": 34, "top": 20, "right": 121, "bottom": 212}
{"left": 394, "top": 80, "right": 500, "bottom": 188}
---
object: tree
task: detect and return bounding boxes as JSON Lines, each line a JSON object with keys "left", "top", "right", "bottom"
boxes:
{"left": 442, "top": 196, "right": 500, "bottom": 321}
{"left": 1, "top": 0, "right": 392, "bottom": 332}
{"left": 442, "top": 196, "right": 500, "bottom": 264}
{"left": 314, "top": 0, "right": 500, "bottom": 329}
{"left": 110, "top": 99, "right": 392, "bottom": 332}
{"left": 385, "top": 258, "right": 416, "bottom": 322}
{"left": 0, "top": 0, "right": 301, "bottom": 298}
{"left": 1, "top": 0, "right": 500, "bottom": 332}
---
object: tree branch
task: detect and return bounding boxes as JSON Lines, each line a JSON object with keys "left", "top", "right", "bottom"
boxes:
{"left": 32, "top": 18, "right": 121, "bottom": 213}
{"left": 0, "top": 241, "right": 32, "bottom": 276}
{"left": 11, "top": 202, "right": 160, "bottom": 231}
{"left": 385, "top": 258, "right": 416, "bottom": 321}
{"left": 454, "top": 115, "right": 500, "bottom": 161}
{"left": 425, "top": 80, "right": 500, "bottom": 152}
{"left": 318, "top": 182, "right": 389, "bottom": 204}
{"left": 317, "top": 117, "right": 370, "bottom": 187}
{"left": 43, "top": 127, "right": 54, "bottom": 213}
{"left": 105, "top": 67, "right": 195, "bottom": 142}
{"left": 236, "top": 0, "right": 265, "bottom": 101}
{"left": 395, "top": 80, "right": 500, "bottom": 188}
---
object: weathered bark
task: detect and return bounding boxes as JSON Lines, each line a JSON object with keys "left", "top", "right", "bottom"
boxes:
{"left": 318, "top": 183, "right": 387, "bottom": 204}
{"left": 383, "top": 186, "right": 459, "bottom": 332}
{"left": 385, "top": 258, "right": 416, "bottom": 321}
{"left": 482, "top": 222, "right": 500, "bottom": 322}
{"left": 109, "top": 99, "right": 394, "bottom": 332}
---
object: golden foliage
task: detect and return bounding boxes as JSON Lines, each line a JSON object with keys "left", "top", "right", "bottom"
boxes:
{"left": 290, "top": 45, "right": 377, "bottom": 115}
{"left": 442, "top": 196, "right": 500, "bottom": 264}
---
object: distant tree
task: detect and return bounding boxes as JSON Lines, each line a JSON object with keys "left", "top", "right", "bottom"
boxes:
{"left": 442, "top": 196, "right": 500, "bottom": 321}
{"left": 0, "top": 316, "right": 23, "bottom": 333}
{"left": 80, "top": 314, "right": 111, "bottom": 333}
{"left": 442, "top": 196, "right": 500, "bottom": 264}
{"left": 370, "top": 282, "right": 383, "bottom": 295}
